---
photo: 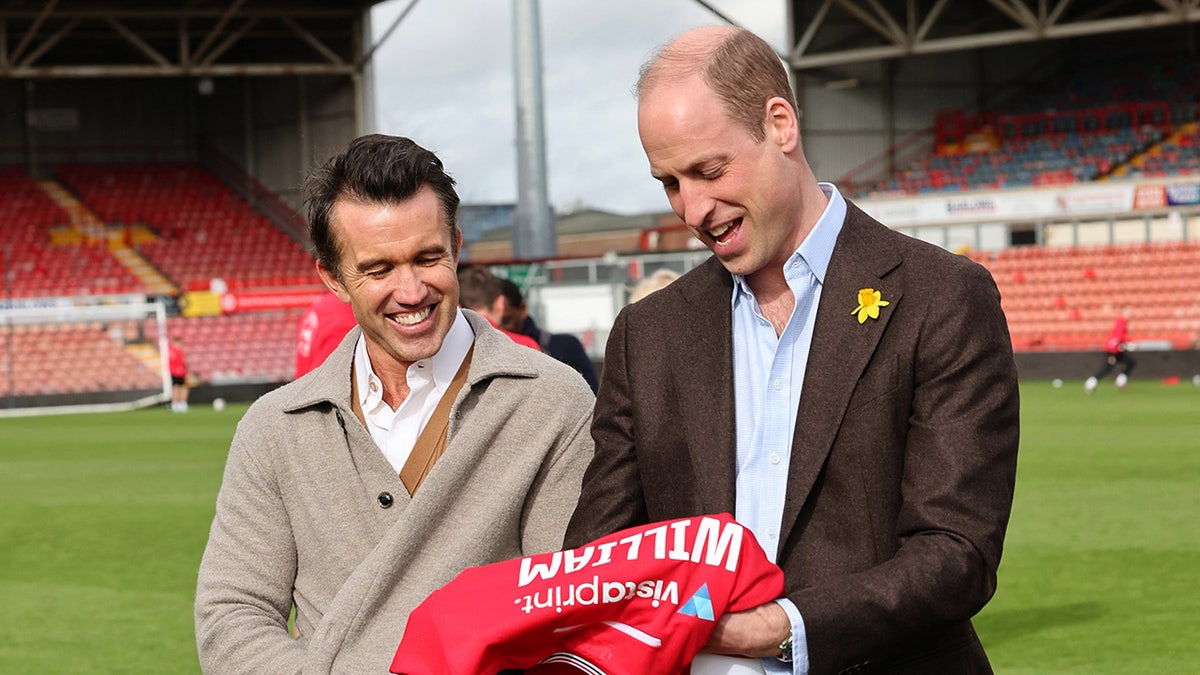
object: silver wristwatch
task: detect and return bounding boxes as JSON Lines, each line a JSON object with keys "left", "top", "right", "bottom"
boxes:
{"left": 777, "top": 634, "right": 794, "bottom": 663}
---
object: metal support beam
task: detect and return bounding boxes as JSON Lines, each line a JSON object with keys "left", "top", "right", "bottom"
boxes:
{"left": 2, "top": 63, "right": 356, "bottom": 78}
{"left": 198, "top": 18, "right": 259, "bottom": 68}
{"left": 0, "top": 3, "right": 362, "bottom": 79}
{"left": 191, "top": 0, "right": 247, "bottom": 66}
{"left": 8, "top": 0, "right": 57, "bottom": 65}
{"left": 16, "top": 17, "right": 78, "bottom": 69}
{"left": 792, "top": 1, "right": 1200, "bottom": 69}
{"left": 105, "top": 17, "right": 170, "bottom": 67}
{"left": 283, "top": 16, "right": 345, "bottom": 66}
{"left": 791, "top": 1, "right": 1200, "bottom": 69}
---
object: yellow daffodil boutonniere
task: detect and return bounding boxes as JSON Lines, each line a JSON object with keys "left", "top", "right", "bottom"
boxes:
{"left": 851, "top": 288, "right": 890, "bottom": 324}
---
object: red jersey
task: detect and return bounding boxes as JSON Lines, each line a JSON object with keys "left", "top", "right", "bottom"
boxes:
{"left": 295, "top": 293, "right": 358, "bottom": 378}
{"left": 391, "top": 513, "right": 784, "bottom": 675}
{"left": 1104, "top": 316, "right": 1129, "bottom": 355}
{"left": 483, "top": 315, "right": 541, "bottom": 351}
{"left": 167, "top": 343, "right": 187, "bottom": 378}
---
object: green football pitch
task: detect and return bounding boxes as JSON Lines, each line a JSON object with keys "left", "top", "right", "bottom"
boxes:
{"left": 0, "top": 380, "right": 1197, "bottom": 674}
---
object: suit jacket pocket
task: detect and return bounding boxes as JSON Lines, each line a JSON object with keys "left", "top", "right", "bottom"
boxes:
{"left": 846, "top": 353, "right": 901, "bottom": 412}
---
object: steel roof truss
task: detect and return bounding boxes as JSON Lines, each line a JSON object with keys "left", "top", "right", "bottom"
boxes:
{"left": 105, "top": 16, "right": 170, "bottom": 67}
{"left": 17, "top": 16, "right": 77, "bottom": 69}
{"left": 9, "top": 0, "right": 58, "bottom": 65}
{"left": 191, "top": 0, "right": 247, "bottom": 66}
{"left": 198, "top": 17, "right": 258, "bottom": 68}
{"left": 0, "top": 1, "right": 362, "bottom": 78}
{"left": 283, "top": 16, "right": 344, "bottom": 66}
{"left": 790, "top": 0, "right": 1200, "bottom": 69}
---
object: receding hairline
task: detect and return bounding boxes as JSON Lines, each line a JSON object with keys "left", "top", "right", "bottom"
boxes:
{"left": 636, "top": 25, "right": 739, "bottom": 99}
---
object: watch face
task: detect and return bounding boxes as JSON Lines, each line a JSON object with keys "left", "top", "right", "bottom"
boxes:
{"left": 778, "top": 636, "right": 794, "bottom": 663}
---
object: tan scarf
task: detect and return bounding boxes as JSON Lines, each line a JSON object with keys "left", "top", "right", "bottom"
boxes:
{"left": 350, "top": 345, "right": 474, "bottom": 495}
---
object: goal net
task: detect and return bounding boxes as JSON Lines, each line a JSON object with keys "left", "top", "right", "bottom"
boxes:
{"left": 0, "top": 299, "right": 170, "bottom": 418}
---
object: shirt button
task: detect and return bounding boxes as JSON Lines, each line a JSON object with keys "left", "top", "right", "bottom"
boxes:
{"left": 773, "top": 379, "right": 782, "bottom": 390}
{"left": 369, "top": 381, "right": 378, "bottom": 392}
{"left": 377, "top": 492, "right": 394, "bottom": 508}
{"left": 769, "top": 453, "right": 781, "bottom": 464}
{"left": 767, "top": 528, "right": 777, "bottom": 539}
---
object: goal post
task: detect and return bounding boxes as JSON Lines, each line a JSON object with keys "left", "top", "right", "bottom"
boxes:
{"left": 0, "top": 298, "right": 171, "bottom": 418}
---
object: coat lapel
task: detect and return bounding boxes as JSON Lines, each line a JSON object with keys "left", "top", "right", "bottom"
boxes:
{"left": 671, "top": 257, "right": 738, "bottom": 516}
{"left": 779, "top": 205, "right": 902, "bottom": 542}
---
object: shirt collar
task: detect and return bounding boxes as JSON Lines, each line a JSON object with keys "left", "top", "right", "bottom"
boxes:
{"left": 731, "top": 181, "right": 846, "bottom": 300}
{"left": 354, "top": 308, "right": 474, "bottom": 409}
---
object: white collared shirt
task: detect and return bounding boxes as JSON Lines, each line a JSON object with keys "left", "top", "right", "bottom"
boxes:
{"left": 354, "top": 309, "right": 474, "bottom": 473}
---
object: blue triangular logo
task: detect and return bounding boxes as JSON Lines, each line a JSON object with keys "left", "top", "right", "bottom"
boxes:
{"left": 677, "top": 582, "right": 715, "bottom": 621}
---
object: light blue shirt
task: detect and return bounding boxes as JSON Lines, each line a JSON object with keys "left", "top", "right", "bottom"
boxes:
{"left": 732, "top": 183, "right": 845, "bottom": 675}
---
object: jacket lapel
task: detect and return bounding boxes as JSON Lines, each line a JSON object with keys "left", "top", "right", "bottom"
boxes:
{"left": 779, "top": 205, "right": 902, "bottom": 541}
{"left": 671, "top": 258, "right": 738, "bottom": 516}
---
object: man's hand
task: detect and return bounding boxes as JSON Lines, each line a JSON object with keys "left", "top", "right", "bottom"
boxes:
{"left": 704, "top": 601, "right": 791, "bottom": 657}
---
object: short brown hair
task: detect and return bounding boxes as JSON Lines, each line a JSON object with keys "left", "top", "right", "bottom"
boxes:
{"left": 638, "top": 27, "right": 795, "bottom": 142}
{"left": 456, "top": 264, "right": 502, "bottom": 311}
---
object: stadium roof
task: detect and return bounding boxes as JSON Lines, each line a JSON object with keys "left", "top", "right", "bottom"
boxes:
{"left": 7, "top": 1, "right": 1199, "bottom": 79}
{"left": 787, "top": 0, "right": 1200, "bottom": 70}
{"left": 0, "top": 0, "right": 386, "bottom": 78}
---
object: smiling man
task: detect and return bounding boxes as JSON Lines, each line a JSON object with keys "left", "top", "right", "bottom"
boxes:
{"left": 565, "top": 26, "right": 1020, "bottom": 675}
{"left": 195, "top": 134, "right": 595, "bottom": 674}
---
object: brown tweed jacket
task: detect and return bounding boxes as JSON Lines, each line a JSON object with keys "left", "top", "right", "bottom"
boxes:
{"left": 566, "top": 202, "right": 1020, "bottom": 675}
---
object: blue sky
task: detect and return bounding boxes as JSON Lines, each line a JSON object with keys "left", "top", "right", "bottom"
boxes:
{"left": 369, "top": 0, "right": 786, "bottom": 214}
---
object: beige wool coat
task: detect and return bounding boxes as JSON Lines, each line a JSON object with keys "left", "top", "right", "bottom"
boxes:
{"left": 195, "top": 310, "right": 595, "bottom": 674}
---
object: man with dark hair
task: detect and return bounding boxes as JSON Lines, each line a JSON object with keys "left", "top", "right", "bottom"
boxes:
{"left": 455, "top": 264, "right": 540, "bottom": 350}
{"left": 565, "top": 26, "right": 1019, "bottom": 675}
{"left": 499, "top": 278, "right": 599, "bottom": 393}
{"left": 195, "top": 134, "right": 595, "bottom": 673}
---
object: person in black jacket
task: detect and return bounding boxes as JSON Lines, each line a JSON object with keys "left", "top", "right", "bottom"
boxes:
{"left": 499, "top": 278, "right": 599, "bottom": 393}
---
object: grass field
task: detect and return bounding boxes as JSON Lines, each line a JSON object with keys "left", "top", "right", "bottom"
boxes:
{"left": 0, "top": 380, "right": 1197, "bottom": 674}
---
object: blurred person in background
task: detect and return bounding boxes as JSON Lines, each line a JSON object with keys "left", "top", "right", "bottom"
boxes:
{"left": 456, "top": 264, "right": 541, "bottom": 350}
{"left": 627, "top": 268, "right": 681, "bottom": 304}
{"left": 1085, "top": 305, "right": 1136, "bottom": 393}
{"left": 499, "top": 277, "right": 599, "bottom": 393}
{"left": 195, "top": 134, "right": 594, "bottom": 674}
{"left": 295, "top": 290, "right": 358, "bottom": 378}
{"left": 565, "top": 26, "right": 1019, "bottom": 675}
{"left": 168, "top": 337, "right": 190, "bottom": 412}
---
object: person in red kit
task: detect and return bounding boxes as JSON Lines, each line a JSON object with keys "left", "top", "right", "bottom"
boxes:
{"left": 295, "top": 291, "right": 359, "bottom": 378}
{"left": 391, "top": 513, "right": 784, "bottom": 675}
{"left": 167, "top": 337, "right": 190, "bottom": 412}
{"left": 1085, "top": 305, "right": 1136, "bottom": 393}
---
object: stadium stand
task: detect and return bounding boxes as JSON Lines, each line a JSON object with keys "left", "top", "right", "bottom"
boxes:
{"left": 144, "top": 312, "right": 302, "bottom": 385}
{"left": 1118, "top": 122, "right": 1200, "bottom": 179}
{"left": 871, "top": 50, "right": 1200, "bottom": 196}
{"left": 1, "top": 321, "right": 161, "bottom": 397}
{"left": 56, "top": 163, "right": 319, "bottom": 292}
{"left": 975, "top": 241, "right": 1200, "bottom": 352}
{"left": 0, "top": 166, "right": 146, "bottom": 298}
{"left": 2, "top": 163, "right": 313, "bottom": 399}
{"left": 878, "top": 120, "right": 1165, "bottom": 194}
